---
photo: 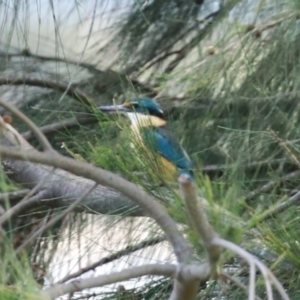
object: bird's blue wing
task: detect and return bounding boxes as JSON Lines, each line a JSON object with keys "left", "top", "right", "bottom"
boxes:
{"left": 140, "top": 126, "right": 194, "bottom": 177}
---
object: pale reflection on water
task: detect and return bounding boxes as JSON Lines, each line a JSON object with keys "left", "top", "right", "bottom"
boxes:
{"left": 0, "top": 2, "right": 175, "bottom": 297}
{"left": 47, "top": 215, "right": 174, "bottom": 298}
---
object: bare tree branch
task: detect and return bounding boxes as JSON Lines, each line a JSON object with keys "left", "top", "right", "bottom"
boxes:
{"left": 244, "top": 170, "right": 300, "bottom": 203}
{"left": 0, "top": 50, "right": 157, "bottom": 97}
{"left": 0, "top": 190, "right": 48, "bottom": 226}
{"left": 179, "top": 174, "right": 220, "bottom": 268}
{"left": 0, "top": 144, "right": 192, "bottom": 262}
{"left": 252, "top": 190, "right": 300, "bottom": 224}
{"left": 0, "top": 189, "right": 30, "bottom": 202}
{"left": 0, "top": 77, "right": 95, "bottom": 108}
{"left": 0, "top": 99, "right": 54, "bottom": 151}
{"left": 0, "top": 112, "right": 192, "bottom": 264}
{"left": 214, "top": 238, "right": 290, "bottom": 300}
{"left": 44, "top": 264, "right": 176, "bottom": 299}
{"left": 0, "top": 116, "right": 142, "bottom": 217}
{"left": 22, "top": 115, "right": 98, "bottom": 141}
{"left": 58, "top": 235, "right": 166, "bottom": 284}
{"left": 0, "top": 101, "right": 291, "bottom": 300}
{"left": 44, "top": 263, "right": 211, "bottom": 300}
{"left": 15, "top": 183, "right": 98, "bottom": 254}
{"left": 221, "top": 273, "right": 263, "bottom": 300}
{"left": 164, "top": 1, "right": 235, "bottom": 74}
{"left": 0, "top": 104, "right": 200, "bottom": 299}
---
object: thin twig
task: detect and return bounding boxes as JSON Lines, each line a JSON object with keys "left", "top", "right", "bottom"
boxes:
{"left": 240, "top": 91, "right": 300, "bottom": 101}
{"left": 258, "top": 190, "right": 300, "bottom": 222}
{"left": 58, "top": 235, "right": 166, "bottom": 283}
{"left": 221, "top": 273, "right": 263, "bottom": 300}
{"left": 0, "top": 77, "right": 95, "bottom": 108}
{"left": 0, "top": 98, "right": 54, "bottom": 151}
{"left": 0, "top": 190, "right": 47, "bottom": 226}
{"left": 0, "top": 145, "right": 192, "bottom": 263}
{"left": 203, "top": 159, "right": 289, "bottom": 174}
{"left": 15, "top": 183, "right": 98, "bottom": 254}
{"left": 134, "top": 10, "right": 219, "bottom": 77}
{"left": 215, "top": 238, "right": 290, "bottom": 300}
{"left": 21, "top": 115, "right": 99, "bottom": 141}
{"left": 0, "top": 189, "right": 30, "bottom": 202}
{"left": 244, "top": 170, "right": 300, "bottom": 203}
{"left": 249, "top": 263, "right": 256, "bottom": 300}
{"left": 0, "top": 50, "right": 157, "bottom": 96}
{"left": 269, "top": 128, "right": 300, "bottom": 168}
{"left": 44, "top": 264, "right": 176, "bottom": 299}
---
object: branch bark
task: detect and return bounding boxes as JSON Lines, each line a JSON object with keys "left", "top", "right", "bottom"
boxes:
{"left": 179, "top": 175, "right": 220, "bottom": 277}
{"left": 44, "top": 264, "right": 175, "bottom": 299}
{"left": 0, "top": 102, "right": 291, "bottom": 300}
{"left": 44, "top": 263, "right": 211, "bottom": 300}
{"left": 21, "top": 115, "right": 99, "bottom": 141}
{"left": 0, "top": 108, "right": 192, "bottom": 262}
{"left": 0, "top": 103, "right": 201, "bottom": 300}
{"left": 0, "top": 77, "right": 95, "bottom": 108}
{"left": 0, "top": 114, "right": 142, "bottom": 217}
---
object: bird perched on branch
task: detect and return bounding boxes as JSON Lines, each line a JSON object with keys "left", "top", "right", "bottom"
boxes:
{"left": 98, "top": 97, "right": 194, "bottom": 181}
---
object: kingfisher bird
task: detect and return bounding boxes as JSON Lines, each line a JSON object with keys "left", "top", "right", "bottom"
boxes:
{"left": 98, "top": 97, "right": 194, "bottom": 180}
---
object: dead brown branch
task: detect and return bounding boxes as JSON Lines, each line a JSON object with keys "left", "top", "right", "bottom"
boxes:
{"left": 0, "top": 114, "right": 141, "bottom": 217}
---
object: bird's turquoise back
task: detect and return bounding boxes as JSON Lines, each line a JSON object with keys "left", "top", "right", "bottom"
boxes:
{"left": 129, "top": 97, "right": 164, "bottom": 118}
{"left": 140, "top": 125, "right": 194, "bottom": 179}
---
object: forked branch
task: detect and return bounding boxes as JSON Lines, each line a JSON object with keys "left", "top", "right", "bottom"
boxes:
{"left": 0, "top": 102, "right": 291, "bottom": 300}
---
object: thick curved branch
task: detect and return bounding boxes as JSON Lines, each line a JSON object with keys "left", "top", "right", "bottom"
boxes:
{"left": 0, "top": 113, "right": 290, "bottom": 300}
{"left": 0, "top": 50, "right": 157, "bottom": 96}
{"left": 16, "top": 183, "right": 98, "bottom": 254}
{"left": 0, "top": 77, "right": 95, "bottom": 108}
{"left": 44, "top": 264, "right": 175, "bottom": 299}
{"left": 0, "top": 145, "right": 192, "bottom": 263}
{"left": 214, "top": 238, "right": 290, "bottom": 300}
{"left": 0, "top": 190, "right": 48, "bottom": 226}
{"left": 0, "top": 117, "right": 142, "bottom": 217}
{"left": 0, "top": 114, "right": 192, "bottom": 263}
{"left": 22, "top": 115, "right": 98, "bottom": 141}
{"left": 0, "top": 133, "right": 200, "bottom": 299}
{"left": 44, "top": 263, "right": 210, "bottom": 300}
{"left": 1, "top": 111, "right": 202, "bottom": 298}
{"left": 0, "top": 189, "right": 30, "bottom": 202}
{"left": 0, "top": 99, "right": 54, "bottom": 151}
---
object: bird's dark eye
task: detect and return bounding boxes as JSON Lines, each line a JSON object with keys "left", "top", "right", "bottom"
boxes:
{"left": 131, "top": 103, "right": 140, "bottom": 109}
{"left": 128, "top": 103, "right": 141, "bottom": 111}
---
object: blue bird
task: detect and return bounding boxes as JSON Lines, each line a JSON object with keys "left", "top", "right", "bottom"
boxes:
{"left": 98, "top": 97, "right": 194, "bottom": 180}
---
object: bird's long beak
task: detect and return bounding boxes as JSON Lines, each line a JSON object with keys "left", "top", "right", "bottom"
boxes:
{"left": 98, "top": 105, "right": 129, "bottom": 114}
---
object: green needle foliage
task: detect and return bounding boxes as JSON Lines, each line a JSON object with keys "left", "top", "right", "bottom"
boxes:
{"left": 1, "top": 0, "right": 300, "bottom": 299}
